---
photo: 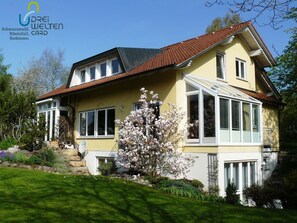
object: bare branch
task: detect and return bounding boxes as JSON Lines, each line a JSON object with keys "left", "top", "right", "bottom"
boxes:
{"left": 205, "top": 0, "right": 295, "bottom": 29}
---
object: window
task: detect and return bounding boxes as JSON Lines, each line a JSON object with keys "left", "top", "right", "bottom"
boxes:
{"left": 90, "top": 66, "right": 96, "bottom": 80}
{"left": 98, "top": 108, "right": 115, "bottom": 136}
{"left": 216, "top": 53, "right": 225, "bottom": 79}
{"left": 225, "top": 161, "right": 257, "bottom": 192}
{"left": 250, "top": 162, "right": 256, "bottom": 185}
{"left": 242, "top": 162, "right": 248, "bottom": 189}
{"left": 79, "top": 111, "right": 95, "bottom": 136}
{"left": 220, "top": 99, "right": 229, "bottom": 129}
{"left": 186, "top": 83, "right": 217, "bottom": 144}
{"left": 236, "top": 59, "right": 246, "bottom": 79}
{"left": 111, "top": 58, "right": 120, "bottom": 74}
{"left": 203, "top": 92, "right": 215, "bottom": 138}
{"left": 242, "top": 103, "right": 251, "bottom": 142}
{"left": 252, "top": 105, "right": 259, "bottom": 131}
{"left": 87, "top": 111, "right": 95, "bottom": 136}
{"left": 100, "top": 63, "right": 106, "bottom": 78}
{"left": 242, "top": 103, "right": 250, "bottom": 131}
{"left": 80, "top": 70, "right": 86, "bottom": 83}
{"left": 187, "top": 94, "right": 199, "bottom": 140}
{"left": 232, "top": 101, "right": 240, "bottom": 131}
{"left": 233, "top": 163, "right": 239, "bottom": 190}
{"left": 224, "top": 163, "right": 231, "bottom": 189}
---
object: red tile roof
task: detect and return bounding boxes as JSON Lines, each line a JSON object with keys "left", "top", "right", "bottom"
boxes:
{"left": 237, "top": 88, "right": 284, "bottom": 106}
{"left": 37, "top": 21, "right": 273, "bottom": 101}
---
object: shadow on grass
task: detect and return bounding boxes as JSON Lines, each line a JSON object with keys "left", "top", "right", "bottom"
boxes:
{"left": 0, "top": 168, "right": 297, "bottom": 223}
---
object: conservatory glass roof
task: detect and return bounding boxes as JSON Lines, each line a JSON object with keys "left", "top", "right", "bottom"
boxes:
{"left": 185, "top": 75, "right": 260, "bottom": 103}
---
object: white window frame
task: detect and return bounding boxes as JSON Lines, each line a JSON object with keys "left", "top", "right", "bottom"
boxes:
{"left": 80, "top": 69, "right": 86, "bottom": 83}
{"left": 235, "top": 58, "right": 247, "bottom": 80}
{"left": 99, "top": 62, "right": 107, "bottom": 78}
{"left": 111, "top": 58, "right": 121, "bottom": 75}
{"left": 216, "top": 52, "right": 226, "bottom": 80}
{"left": 79, "top": 110, "right": 95, "bottom": 137}
{"left": 224, "top": 161, "right": 257, "bottom": 193}
{"left": 97, "top": 108, "right": 115, "bottom": 137}
{"left": 78, "top": 107, "right": 115, "bottom": 138}
{"left": 89, "top": 66, "right": 96, "bottom": 81}
{"left": 185, "top": 82, "right": 217, "bottom": 145}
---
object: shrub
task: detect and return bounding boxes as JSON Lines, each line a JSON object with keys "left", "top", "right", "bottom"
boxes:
{"left": 183, "top": 179, "right": 204, "bottom": 192}
{"left": 19, "top": 116, "right": 46, "bottom": 151}
{"left": 0, "top": 138, "right": 17, "bottom": 150}
{"left": 26, "top": 155, "right": 42, "bottom": 165}
{"left": 35, "top": 148, "right": 57, "bottom": 167}
{"left": 242, "top": 184, "right": 283, "bottom": 207}
{"left": 14, "top": 151, "right": 30, "bottom": 163}
{"left": 144, "top": 176, "right": 169, "bottom": 185}
{"left": 98, "top": 162, "right": 117, "bottom": 176}
{"left": 158, "top": 179, "right": 203, "bottom": 199}
{"left": 209, "top": 185, "right": 220, "bottom": 196}
{"left": 140, "top": 176, "right": 224, "bottom": 203}
{"left": 225, "top": 181, "right": 240, "bottom": 204}
{"left": 284, "top": 170, "right": 297, "bottom": 208}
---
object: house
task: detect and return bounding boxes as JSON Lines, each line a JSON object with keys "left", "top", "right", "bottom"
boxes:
{"left": 36, "top": 21, "right": 283, "bottom": 199}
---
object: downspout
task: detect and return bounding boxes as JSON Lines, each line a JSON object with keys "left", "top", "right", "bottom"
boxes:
{"left": 277, "top": 103, "right": 285, "bottom": 163}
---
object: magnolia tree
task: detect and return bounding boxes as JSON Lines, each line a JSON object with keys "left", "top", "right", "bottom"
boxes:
{"left": 116, "top": 88, "right": 194, "bottom": 177}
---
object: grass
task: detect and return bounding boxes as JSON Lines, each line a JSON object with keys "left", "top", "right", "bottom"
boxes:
{"left": 0, "top": 168, "right": 296, "bottom": 223}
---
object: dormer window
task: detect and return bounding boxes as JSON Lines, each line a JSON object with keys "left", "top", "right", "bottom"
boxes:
{"left": 111, "top": 58, "right": 121, "bottom": 75}
{"left": 80, "top": 70, "right": 86, "bottom": 83}
{"left": 100, "top": 62, "right": 107, "bottom": 78}
{"left": 90, "top": 66, "right": 96, "bottom": 80}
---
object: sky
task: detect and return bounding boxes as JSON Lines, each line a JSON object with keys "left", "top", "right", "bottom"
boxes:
{"left": 0, "top": 0, "right": 296, "bottom": 76}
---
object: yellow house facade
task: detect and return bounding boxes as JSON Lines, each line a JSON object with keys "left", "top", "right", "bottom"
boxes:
{"left": 36, "top": 22, "right": 283, "bottom": 199}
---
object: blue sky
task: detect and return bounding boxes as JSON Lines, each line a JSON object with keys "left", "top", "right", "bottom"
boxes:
{"left": 0, "top": 0, "right": 295, "bottom": 76}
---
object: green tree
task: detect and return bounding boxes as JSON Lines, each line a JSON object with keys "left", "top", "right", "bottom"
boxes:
{"left": 269, "top": 8, "right": 297, "bottom": 141}
{"left": 0, "top": 52, "right": 46, "bottom": 150}
{"left": 0, "top": 52, "right": 10, "bottom": 75}
{"left": 205, "top": 12, "right": 242, "bottom": 33}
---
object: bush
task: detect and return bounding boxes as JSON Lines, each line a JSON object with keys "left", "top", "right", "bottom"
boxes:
{"left": 225, "top": 181, "right": 239, "bottom": 204}
{"left": 26, "top": 155, "right": 42, "bottom": 165}
{"left": 284, "top": 170, "right": 297, "bottom": 208}
{"left": 0, "top": 138, "right": 17, "bottom": 150}
{"left": 98, "top": 162, "right": 117, "bottom": 176}
{"left": 34, "top": 148, "right": 57, "bottom": 167}
{"left": 242, "top": 184, "right": 283, "bottom": 208}
{"left": 159, "top": 179, "right": 203, "bottom": 199}
{"left": 183, "top": 179, "right": 204, "bottom": 192}
{"left": 13, "top": 151, "right": 30, "bottom": 163}
{"left": 209, "top": 185, "right": 220, "bottom": 196}
{"left": 144, "top": 176, "right": 169, "bottom": 185}
{"left": 19, "top": 116, "right": 46, "bottom": 151}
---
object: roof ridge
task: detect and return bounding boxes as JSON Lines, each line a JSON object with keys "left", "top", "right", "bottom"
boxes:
{"left": 162, "top": 21, "right": 251, "bottom": 50}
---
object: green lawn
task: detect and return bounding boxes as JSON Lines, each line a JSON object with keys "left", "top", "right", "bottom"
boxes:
{"left": 0, "top": 168, "right": 296, "bottom": 223}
